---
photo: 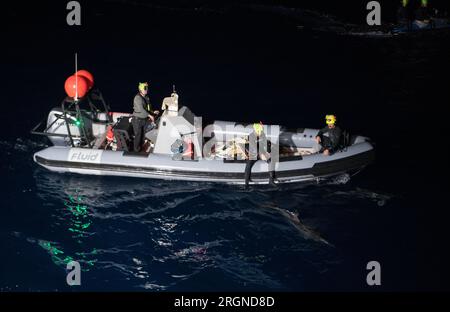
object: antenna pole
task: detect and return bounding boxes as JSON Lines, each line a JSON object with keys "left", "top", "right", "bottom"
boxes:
{"left": 75, "top": 53, "right": 78, "bottom": 101}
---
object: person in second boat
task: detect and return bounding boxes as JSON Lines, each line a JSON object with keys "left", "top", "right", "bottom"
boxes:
{"left": 244, "top": 122, "right": 277, "bottom": 189}
{"left": 131, "top": 82, "right": 159, "bottom": 152}
{"left": 415, "top": 0, "right": 431, "bottom": 22}
{"left": 397, "top": 0, "right": 412, "bottom": 30}
{"left": 314, "top": 114, "right": 342, "bottom": 156}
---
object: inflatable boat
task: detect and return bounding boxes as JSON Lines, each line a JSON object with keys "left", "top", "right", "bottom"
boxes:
{"left": 393, "top": 18, "right": 450, "bottom": 34}
{"left": 31, "top": 82, "right": 374, "bottom": 185}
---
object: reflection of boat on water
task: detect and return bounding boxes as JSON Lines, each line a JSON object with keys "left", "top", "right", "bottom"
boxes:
{"left": 34, "top": 168, "right": 211, "bottom": 211}
{"left": 31, "top": 71, "right": 374, "bottom": 185}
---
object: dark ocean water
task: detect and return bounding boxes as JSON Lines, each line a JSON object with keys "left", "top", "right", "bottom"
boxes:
{"left": 1, "top": 1, "right": 449, "bottom": 291}
{"left": 0, "top": 137, "right": 412, "bottom": 291}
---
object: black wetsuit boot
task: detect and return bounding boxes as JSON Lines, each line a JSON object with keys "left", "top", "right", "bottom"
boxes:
{"left": 244, "top": 159, "right": 257, "bottom": 189}
{"left": 269, "top": 171, "right": 277, "bottom": 187}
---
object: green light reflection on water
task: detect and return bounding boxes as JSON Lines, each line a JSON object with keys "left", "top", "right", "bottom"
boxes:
{"left": 40, "top": 190, "right": 98, "bottom": 271}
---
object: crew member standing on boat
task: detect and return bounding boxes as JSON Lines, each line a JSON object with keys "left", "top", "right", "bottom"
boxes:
{"left": 132, "top": 82, "right": 159, "bottom": 152}
{"left": 244, "top": 122, "right": 277, "bottom": 189}
{"left": 397, "top": 0, "right": 412, "bottom": 30}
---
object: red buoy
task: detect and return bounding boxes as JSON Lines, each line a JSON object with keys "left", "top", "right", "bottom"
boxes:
{"left": 64, "top": 75, "right": 89, "bottom": 98}
{"left": 76, "top": 70, "right": 94, "bottom": 90}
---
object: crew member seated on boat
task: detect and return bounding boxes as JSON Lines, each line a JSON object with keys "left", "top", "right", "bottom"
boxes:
{"left": 313, "top": 114, "right": 342, "bottom": 156}
{"left": 132, "top": 82, "right": 159, "bottom": 152}
{"left": 244, "top": 122, "right": 277, "bottom": 189}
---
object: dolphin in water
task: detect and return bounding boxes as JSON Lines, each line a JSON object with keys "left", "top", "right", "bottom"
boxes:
{"left": 261, "top": 203, "right": 334, "bottom": 247}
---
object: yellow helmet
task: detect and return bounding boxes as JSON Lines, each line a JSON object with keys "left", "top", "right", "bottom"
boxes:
{"left": 325, "top": 115, "right": 336, "bottom": 125}
{"left": 138, "top": 82, "right": 148, "bottom": 92}
{"left": 253, "top": 122, "right": 264, "bottom": 136}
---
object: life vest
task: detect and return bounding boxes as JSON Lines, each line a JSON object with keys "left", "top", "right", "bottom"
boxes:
{"left": 137, "top": 93, "right": 152, "bottom": 113}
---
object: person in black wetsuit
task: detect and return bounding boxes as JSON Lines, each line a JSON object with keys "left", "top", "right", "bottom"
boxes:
{"left": 313, "top": 115, "right": 342, "bottom": 156}
{"left": 397, "top": 0, "right": 411, "bottom": 26}
{"left": 397, "top": 0, "right": 419, "bottom": 31}
{"left": 244, "top": 122, "right": 277, "bottom": 189}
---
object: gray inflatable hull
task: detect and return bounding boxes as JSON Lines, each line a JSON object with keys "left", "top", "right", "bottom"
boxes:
{"left": 33, "top": 141, "right": 374, "bottom": 185}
